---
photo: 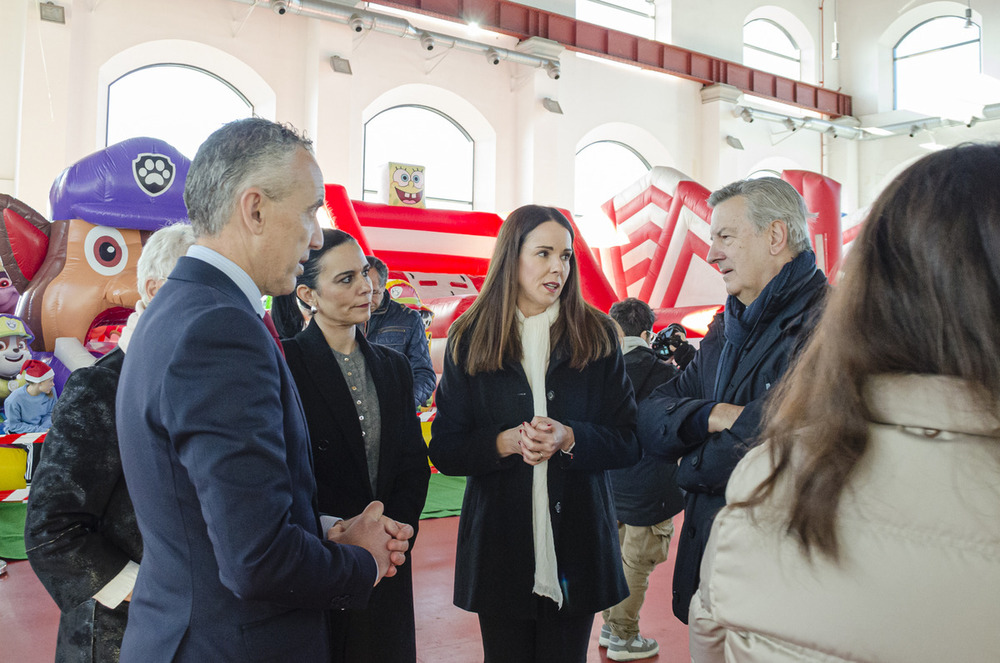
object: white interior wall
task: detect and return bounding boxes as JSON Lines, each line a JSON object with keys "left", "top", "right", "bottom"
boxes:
{"left": 3, "top": 0, "right": 999, "bottom": 219}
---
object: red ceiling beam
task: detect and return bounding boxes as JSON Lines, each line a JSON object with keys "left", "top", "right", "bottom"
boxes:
{"left": 376, "top": 0, "right": 852, "bottom": 117}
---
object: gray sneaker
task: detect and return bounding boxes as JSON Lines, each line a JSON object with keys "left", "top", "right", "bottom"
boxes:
{"left": 599, "top": 623, "right": 612, "bottom": 648}
{"left": 607, "top": 634, "right": 659, "bottom": 661}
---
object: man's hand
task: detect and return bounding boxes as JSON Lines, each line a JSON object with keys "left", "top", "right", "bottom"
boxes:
{"left": 326, "top": 501, "right": 414, "bottom": 585}
{"left": 708, "top": 403, "right": 744, "bottom": 433}
{"left": 518, "top": 416, "right": 574, "bottom": 466}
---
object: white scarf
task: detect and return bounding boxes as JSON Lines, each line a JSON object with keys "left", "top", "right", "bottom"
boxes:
{"left": 517, "top": 301, "right": 563, "bottom": 608}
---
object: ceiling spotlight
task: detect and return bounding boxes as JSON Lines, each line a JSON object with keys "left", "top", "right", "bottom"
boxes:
{"left": 965, "top": 2, "right": 974, "bottom": 29}
{"left": 908, "top": 124, "right": 921, "bottom": 138}
{"left": 544, "top": 61, "right": 561, "bottom": 80}
{"left": 329, "top": 55, "right": 353, "bottom": 75}
{"left": 348, "top": 14, "right": 366, "bottom": 33}
{"left": 419, "top": 31, "right": 435, "bottom": 51}
{"left": 725, "top": 135, "right": 744, "bottom": 150}
{"left": 542, "top": 97, "right": 563, "bottom": 114}
{"left": 967, "top": 117, "right": 979, "bottom": 128}
{"left": 825, "top": 126, "right": 838, "bottom": 138}
{"left": 271, "top": 0, "right": 289, "bottom": 15}
{"left": 783, "top": 118, "right": 797, "bottom": 132}
{"left": 739, "top": 107, "right": 754, "bottom": 123}
{"left": 485, "top": 48, "right": 501, "bottom": 65}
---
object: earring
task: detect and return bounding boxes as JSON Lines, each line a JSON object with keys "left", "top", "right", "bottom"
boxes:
{"left": 310, "top": 306, "right": 317, "bottom": 314}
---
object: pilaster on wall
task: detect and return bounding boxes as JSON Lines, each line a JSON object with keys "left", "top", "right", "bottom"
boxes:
{"left": 512, "top": 38, "right": 571, "bottom": 210}
{"left": 17, "top": 2, "right": 72, "bottom": 214}
{"left": 0, "top": 1, "right": 27, "bottom": 196}
{"left": 698, "top": 83, "right": 743, "bottom": 190}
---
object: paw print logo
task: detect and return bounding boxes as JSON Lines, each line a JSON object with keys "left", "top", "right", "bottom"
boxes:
{"left": 131, "top": 153, "right": 176, "bottom": 197}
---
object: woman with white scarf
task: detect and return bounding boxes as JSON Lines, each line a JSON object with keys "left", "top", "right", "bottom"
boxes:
{"left": 430, "top": 205, "right": 639, "bottom": 662}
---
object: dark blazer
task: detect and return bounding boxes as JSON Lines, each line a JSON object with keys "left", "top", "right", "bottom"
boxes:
{"left": 429, "top": 321, "right": 639, "bottom": 616}
{"left": 282, "top": 321, "right": 430, "bottom": 663}
{"left": 25, "top": 348, "right": 142, "bottom": 663}
{"left": 115, "top": 256, "right": 377, "bottom": 663}
{"left": 637, "top": 266, "right": 827, "bottom": 623}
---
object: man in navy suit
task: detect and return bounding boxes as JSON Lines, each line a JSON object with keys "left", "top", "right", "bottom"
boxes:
{"left": 116, "top": 118, "right": 412, "bottom": 662}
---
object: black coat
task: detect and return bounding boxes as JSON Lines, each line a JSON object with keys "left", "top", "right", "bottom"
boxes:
{"left": 428, "top": 322, "right": 639, "bottom": 616}
{"left": 282, "top": 322, "right": 430, "bottom": 663}
{"left": 608, "top": 345, "right": 684, "bottom": 526}
{"left": 24, "top": 348, "right": 143, "bottom": 663}
{"left": 638, "top": 268, "right": 827, "bottom": 623}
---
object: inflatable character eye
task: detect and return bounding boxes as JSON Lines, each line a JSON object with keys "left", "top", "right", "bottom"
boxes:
{"left": 0, "top": 277, "right": 10, "bottom": 288}
{"left": 410, "top": 171, "right": 424, "bottom": 189}
{"left": 392, "top": 170, "right": 411, "bottom": 186}
{"left": 84, "top": 226, "right": 129, "bottom": 276}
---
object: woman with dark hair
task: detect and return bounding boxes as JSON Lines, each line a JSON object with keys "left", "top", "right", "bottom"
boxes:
{"left": 273, "top": 228, "right": 430, "bottom": 663}
{"left": 429, "top": 205, "right": 640, "bottom": 662}
{"left": 689, "top": 143, "right": 1000, "bottom": 662}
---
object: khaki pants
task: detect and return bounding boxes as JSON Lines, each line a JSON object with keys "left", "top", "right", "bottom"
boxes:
{"left": 601, "top": 518, "right": 674, "bottom": 640}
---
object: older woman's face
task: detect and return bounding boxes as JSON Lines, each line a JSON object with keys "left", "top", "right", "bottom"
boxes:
{"left": 300, "top": 242, "right": 373, "bottom": 328}
{"left": 516, "top": 220, "right": 572, "bottom": 317}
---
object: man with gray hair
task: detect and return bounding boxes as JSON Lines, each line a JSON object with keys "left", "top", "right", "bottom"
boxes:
{"left": 25, "top": 223, "right": 195, "bottom": 663}
{"left": 637, "top": 177, "right": 827, "bottom": 624}
{"left": 116, "top": 118, "right": 412, "bottom": 662}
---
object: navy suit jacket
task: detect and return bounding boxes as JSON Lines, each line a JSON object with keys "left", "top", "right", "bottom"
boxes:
{"left": 116, "top": 256, "right": 377, "bottom": 663}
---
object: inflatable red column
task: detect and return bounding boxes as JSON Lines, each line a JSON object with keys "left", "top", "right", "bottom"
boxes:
{"left": 782, "top": 170, "right": 842, "bottom": 282}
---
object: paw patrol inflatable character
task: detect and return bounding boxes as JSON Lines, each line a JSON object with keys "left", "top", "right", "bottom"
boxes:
{"left": 0, "top": 315, "right": 33, "bottom": 403}
{"left": 0, "top": 272, "right": 19, "bottom": 315}
{"left": 0, "top": 138, "right": 191, "bottom": 354}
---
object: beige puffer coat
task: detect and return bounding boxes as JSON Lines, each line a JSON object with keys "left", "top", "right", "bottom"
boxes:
{"left": 690, "top": 374, "right": 1000, "bottom": 663}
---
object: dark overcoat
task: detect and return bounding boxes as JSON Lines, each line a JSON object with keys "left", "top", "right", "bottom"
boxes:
{"left": 282, "top": 321, "right": 430, "bottom": 663}
{"left": 116, "top": 257, "right": 377, "bottom": 663}
{"left": 637, "top": 267, "right": 827, "bottom": 623}
{"left": 429, "top": 321, "right": 639, "bottom": 617}
{"left": 24, "top": 349, "right": 142, "bottom": 663}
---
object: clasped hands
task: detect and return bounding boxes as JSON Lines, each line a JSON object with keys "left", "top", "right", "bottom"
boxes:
{"left": 326, "top": 501, "right": 413, "bottom": 585}
{"left": 497, "top": 416, "right": 574, "bottom": 466}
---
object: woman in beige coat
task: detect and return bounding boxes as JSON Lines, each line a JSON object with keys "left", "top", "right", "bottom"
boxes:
{"left": 690, "top": 143, "right": 1000, "bottom": 663}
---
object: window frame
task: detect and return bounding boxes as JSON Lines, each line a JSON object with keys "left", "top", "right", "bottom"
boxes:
{"left": 743, "top": 18, "right": 802, "bottom": 80}
{"left": 362, "top": 104, "right": 475, "bottom": 210}
{"left": 892, "top": 15, "right": 982, "bottom": 111}
{"left": 105, "top": 63, "right": 253, "bottom": 150}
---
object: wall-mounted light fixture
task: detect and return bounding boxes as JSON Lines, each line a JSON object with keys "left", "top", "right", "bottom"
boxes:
{"left": 783, "top": 118, "right": 797, "bottom": 132}
{"left": 737, "top": 106, "right": 754, "bottom": 123}
{"left": 419, "top": 31, "right": 435, "bottom": 51}
{"left": 485, "top": 48, "right": 501, "bottom": 65}
{"left": 329, "top": 55, "right": 353, "bottom": 75}
{"left": 965, "top": 1, "right": 974, "bottom": 29}
{"left": 542, "top": 98, "right": 564, "bottom": 114}
{"left": 544, "top": 61, "right": 561, "bottom": 80}
{"left": 39, "top": 1, "right": 65, "bottom": 23}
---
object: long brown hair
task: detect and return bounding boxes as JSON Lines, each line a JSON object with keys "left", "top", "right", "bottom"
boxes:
{"left": 448, "top": 205, "right": 615, "bottom": 374}
{"left": 743, "top": 143, "right": 1000, "bottom": 560}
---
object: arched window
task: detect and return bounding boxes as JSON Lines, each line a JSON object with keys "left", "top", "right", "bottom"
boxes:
{"left": 576, "top": 0, "right": 654, "bottom": 40}
{"left": 574, "top": 141, "right": 650, "bottom": 246}
{"left": 363, "top": 106, "right": 474, "bottom": 210}
{"left": 894, "top": 16, "right": 981, "bottom": 112}
{"left": 743, "top": 18, "right": 801, "bottom": 80}
{"left": 106, "top": 64, "right": 253, "bottom": 159}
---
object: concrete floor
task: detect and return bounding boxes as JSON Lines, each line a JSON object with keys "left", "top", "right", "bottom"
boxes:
{"left": 0, "top": 515, "right": 690, "bottom": 662}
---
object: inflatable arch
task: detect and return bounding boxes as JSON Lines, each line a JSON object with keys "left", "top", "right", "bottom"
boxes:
{"left": 598, "top": 166, "right": 843, "bottom": 329}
